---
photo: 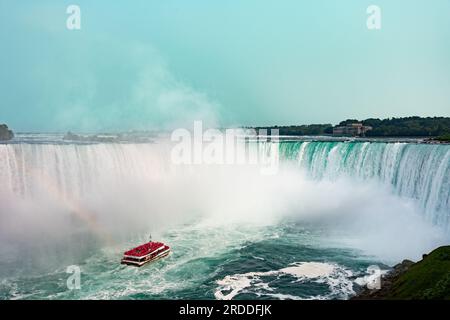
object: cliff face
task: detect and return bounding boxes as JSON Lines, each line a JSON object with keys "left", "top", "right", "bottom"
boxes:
{"left": 0, "top": 124, "right": 14, "bottom": 141}
{"left": 353, "top": 246, "right": 450, "bottom": 299}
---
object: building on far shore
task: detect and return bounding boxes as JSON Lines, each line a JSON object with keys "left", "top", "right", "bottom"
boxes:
{"left": 332, "top": 123, "right": 372, "bottom": 137}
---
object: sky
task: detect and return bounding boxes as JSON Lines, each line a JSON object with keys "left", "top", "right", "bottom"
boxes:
{"left": 1, "top": 0, "right": 450, "bottom": 132}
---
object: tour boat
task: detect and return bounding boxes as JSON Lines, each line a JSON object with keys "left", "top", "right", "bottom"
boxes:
{"left": 121, "top": 241, "right": 170, "bottom": 267}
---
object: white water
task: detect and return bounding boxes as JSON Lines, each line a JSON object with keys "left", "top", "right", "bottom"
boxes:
{"left": 0, "top": 140, "right": 449, "bottom": 264}
{"left": 214, "top": 262, "right": 354, "bottom": 300}
{"left": 280, "top": 141, "right": 450, "bottom": 228}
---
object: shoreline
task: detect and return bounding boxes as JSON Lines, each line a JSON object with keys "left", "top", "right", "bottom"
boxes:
{"left": 2, "top": 132, "right": 450, "bottom": 145}
{"left": 352, "top": 246, "right": 450, "bottom": 300}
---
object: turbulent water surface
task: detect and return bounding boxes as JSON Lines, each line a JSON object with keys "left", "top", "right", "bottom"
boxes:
{"left": 0, "top": 135, "right": 449, "bottom": 299}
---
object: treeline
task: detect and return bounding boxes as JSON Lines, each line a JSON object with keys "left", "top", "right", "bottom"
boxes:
{"left": 435, "top": 134, "right": 450, "bottom": 142}
{"left": 340, "top": 117, "right": 450, "bottom": 137}
{"left": 252, "top": 117, "right": 450, "bottom": 137}
{"left": 253, "top": 124, "right": 333, "bottom": 136}
{"left": 0, "top": 124, "right": 14, "bottom": 141}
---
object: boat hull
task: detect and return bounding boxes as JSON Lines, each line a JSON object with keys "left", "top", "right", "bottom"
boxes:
{"left": 121, "top": 248, "right": 171, "bottom": 267}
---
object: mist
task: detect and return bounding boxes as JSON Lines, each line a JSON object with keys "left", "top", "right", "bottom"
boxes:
{"left": 0, "top": 142, "right": 447, "bottom": 274}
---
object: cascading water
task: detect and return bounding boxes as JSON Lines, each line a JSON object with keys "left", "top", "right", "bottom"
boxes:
{"left": 279, "top": 141, "right": 450, "bottom": 229}
{"left": 0, "top": 143, "right": 174, "bottom": 200}
{"left": 0, "top": 136, "right": 449, "bottom": 299}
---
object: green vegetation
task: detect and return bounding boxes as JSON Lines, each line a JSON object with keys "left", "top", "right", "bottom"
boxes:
{"left": 252, "top": 124, "right": 333, "bottom": 136}
{"left": 435, "top": 134, "right": 450, "bottom": 142}
{"left": 360, "top": 117, "right": 450, "bottom": 137}
{"left": 387, "top": 246, "right": 450, "bottom": 299}
{"left": 0, "top": 124, "right": 14, "bottom": 141}
{"left": 253, "top": 117, "right": 450, "bottom": 137}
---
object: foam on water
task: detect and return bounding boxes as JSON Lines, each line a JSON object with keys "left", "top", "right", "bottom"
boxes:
{"left": 214, "top": 262, "right": 354, "bottom": 300}
{"left": 280, "top": 262, "right": 335, "bottom": 278}
{"left": 0, "top": 137, "right": 449, "bottom": 299}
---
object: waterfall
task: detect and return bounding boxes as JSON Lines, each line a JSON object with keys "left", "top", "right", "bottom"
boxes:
{"left": 279, "top": 141, "right": 450, "bottom": 228}
{"left": 0, "top": 143, "right": 173, "bottom": 200}
{"left": 1, "top": 140, "right": 449, "bottom": 230}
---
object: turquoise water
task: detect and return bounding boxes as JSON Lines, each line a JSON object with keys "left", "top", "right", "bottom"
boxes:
{"left": 0, "top": 221, "right": 382, "bottom": 300}
{"left": 280, "top": 141, "right": 450, "bottom": 227}
{"left": 0, "top": 137, "right": 449, "bottom": 300}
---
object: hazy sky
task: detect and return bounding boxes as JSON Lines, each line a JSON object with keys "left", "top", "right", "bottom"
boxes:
{"left": 1, "top": 0, "right": 450, "bottom": 132}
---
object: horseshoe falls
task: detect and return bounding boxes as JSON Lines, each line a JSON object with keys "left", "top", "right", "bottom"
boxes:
{"left": 279, "top": 141, "right": 450, "bottom": 228}
{"left": 0, "top": 136, "right": 449, "bottom": 300}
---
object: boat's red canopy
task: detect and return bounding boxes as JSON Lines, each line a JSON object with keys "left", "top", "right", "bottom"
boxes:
{"left": 124, "top": 241, "right": 165, "bottom": 257}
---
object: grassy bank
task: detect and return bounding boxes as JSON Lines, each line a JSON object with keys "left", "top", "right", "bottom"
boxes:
{"left": 387, "top": 246, "right": 450, "bottom": 299}
{"left": 354, "top": 246, "right": 450, "bottom": 299}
